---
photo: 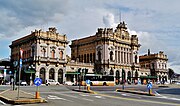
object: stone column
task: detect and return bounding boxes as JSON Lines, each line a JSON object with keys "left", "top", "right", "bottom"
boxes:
{"left": 55, "top": 71, "right": 58, "bottom": 82}
{"left": 46, "top": 70, "right": 49, "bottom": 81}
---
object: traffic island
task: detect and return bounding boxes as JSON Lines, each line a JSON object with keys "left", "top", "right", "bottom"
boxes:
{"left": 72, "top": 89, "right": 96, "bottom": 94}
{"left": 0, "top": 89, "right": 47, "bottom": 105}
{"left": 116, "top": 89, "right": 155, "bottom": 96}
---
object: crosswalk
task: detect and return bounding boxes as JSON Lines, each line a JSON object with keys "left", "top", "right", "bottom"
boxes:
{"left": 46, "top": 92, "right": 106, "bottom": 102}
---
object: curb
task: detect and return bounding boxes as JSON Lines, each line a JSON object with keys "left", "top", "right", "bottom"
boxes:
{"left": 0, "top": 89, "right": 47, "bottom": 105}
{"left": 158, "top": 85, "right": 169, "bottom": 88}
{"left": 72, "top": 89, "right": 96, "bottom": 94}
{"left": 116, "top": 89, "right": 155, "bottom": 96}
{"left": 0, "top": 97, "right": 47, "bottom": 105}
{"left": 0, "top": 95, "right": 47, "bottom": 105}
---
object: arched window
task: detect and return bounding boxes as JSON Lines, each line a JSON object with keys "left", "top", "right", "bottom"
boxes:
{"left": 110, "top": 51, "right": 113, "bottom": 61}
{"left": 42, "top": 48, "right": 46, "bottom": 57}
{"left": 127, "top": 71, "right": 131, "bottom": 82}
{"left": 49, "top": 68, "right": 55, "bottom": 80}
{"left": 52, "top": 50, "right": 55, "bottom": 58}
{"left": 58, "top": 69, "right": 63, "bottom": 84}
{"left": 40, "top": 68, "right": 46, "bottom": 84}
{"left": 98, "top": 51, "right": 101, "bottom": 61}
{"left": 59, "top": 51, "right": 63, "bottom": 59}
{"left": 110, "top": 68, "right": 114, "bottom": 75}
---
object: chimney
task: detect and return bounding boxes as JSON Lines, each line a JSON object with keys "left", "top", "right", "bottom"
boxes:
{"left": 148, "top": 49, "right": 150, "bottom": 55}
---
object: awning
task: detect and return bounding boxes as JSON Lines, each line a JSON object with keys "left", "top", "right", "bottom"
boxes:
{"left": 140, "top": 76, "right": 157, "bottom": 79}
{"left": 24, "top": 69, "right": 36, "bottom": 74}
{"left": 66, "top": 72, "right": 80, "bottom": 75}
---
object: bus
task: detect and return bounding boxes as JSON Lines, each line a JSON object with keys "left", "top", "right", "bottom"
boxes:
{"left": 82, "top": 74, "right": 115, "bottom": 86}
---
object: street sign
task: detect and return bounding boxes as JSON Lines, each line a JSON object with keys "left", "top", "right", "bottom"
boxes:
{"left": 34, "top": 78, "right": 42, "bottom": 86}
{"left": 147, "top": 83, "right": 152, "bottom": 89}
{"left": 20, "top": 59, "right": 22, "bottom": 68}
{"left": 86, "top": 80, "right": 90, "bottom": 85}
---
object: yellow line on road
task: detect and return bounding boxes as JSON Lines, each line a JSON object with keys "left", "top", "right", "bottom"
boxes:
{"left": 96, "top": 93, "right": 180, "bottom": 106}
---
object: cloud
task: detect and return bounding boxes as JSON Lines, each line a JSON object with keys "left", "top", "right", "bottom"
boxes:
{"left": 0, "top": 0, "right": 180, "bottom": 73}
{"left": 103, "top": 13, "right": 117, "bottom": 28}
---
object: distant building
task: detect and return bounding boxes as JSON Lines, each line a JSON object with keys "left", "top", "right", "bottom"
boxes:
{"left": 0, "top": 58, "right": 12, "bottom": 84}
{"left": 70, "top": 21, "right": 141, "bottom": 84}
{"left": 9, "top": 28, "right": 69, "bottom": 84}
{"left": 139, "top": 50, "right": 168, "bottom": 83}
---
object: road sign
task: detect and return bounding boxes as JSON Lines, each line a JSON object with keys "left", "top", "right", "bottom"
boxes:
{"left": 34, "top": 78, "right": 42, "bottom": 86}
{"left": 86, "top": 80, "right": 90, "bottom": 85}
{"left": 147, "top": 83, "right": 152, "bottom": 89}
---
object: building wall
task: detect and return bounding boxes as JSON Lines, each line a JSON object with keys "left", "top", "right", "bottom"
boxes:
{"left": 70, "top": 21, "right": 141, "bottom": 83}
{"left": 10, "top": 27, "right": 69, "bottom": 84}
{"left": 139, "top": 50, "right": 168, "bottom": 82}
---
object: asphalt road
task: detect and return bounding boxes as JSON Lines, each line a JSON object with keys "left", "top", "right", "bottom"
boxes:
{"left": 0, "top": 85, "right": 179, "bottom": 106}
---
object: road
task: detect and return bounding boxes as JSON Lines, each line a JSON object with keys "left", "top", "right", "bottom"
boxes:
{"left": 0, "top": 85, "right": 179, "bottom": 106}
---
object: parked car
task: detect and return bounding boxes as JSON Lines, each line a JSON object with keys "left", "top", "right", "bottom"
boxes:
{"left": 46, "top": 79, "right": 60, "bottom": 86}
{"left": 156, "top": 81, "right": 161, "bottom": 85}
{"left": 64, "top": 81, "right": 75, "bottom": 86}
{"left": 175, "top": 82, "right": 180, "bottom": 85}
{"left": 16, "top": 80, "right": 27, "bottom": 86}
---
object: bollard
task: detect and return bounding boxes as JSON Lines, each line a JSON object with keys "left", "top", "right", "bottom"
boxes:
{"left": 87, "top": 86, "right": 90, "bottom": 91}
{"left": 149, "top": 89, "right": 152, "bottom": 95}
{"left": 35, "top": 91, "right": 40, "bottom": 99}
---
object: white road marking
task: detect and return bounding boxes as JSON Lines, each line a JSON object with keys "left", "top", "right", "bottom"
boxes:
{"left": 155, "top": 91, "right": 180, "bottom": 101}
{"left": 55, "top": 93, "right": 93, "bottom": 102}
{"left": 79, "top": 94, "right": 90, "bottom": 96}
{"left": 121, "top": 94, "right": 127, "bottom": 96}
{"left": 47, "top": 95, "right": 73, "bottom": 102}
{"left": 0, "top": 100, "right": 6, "bottom": 105}
{"left": 94, "top": 95, "right": 105, "bottom": 99}
{"left": 82, "top": 98, "right": 94, "bottom": 101}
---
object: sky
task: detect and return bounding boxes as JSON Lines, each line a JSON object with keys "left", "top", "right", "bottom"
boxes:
{"left": 0, "top": 0, "right": 180, "bottom": 73}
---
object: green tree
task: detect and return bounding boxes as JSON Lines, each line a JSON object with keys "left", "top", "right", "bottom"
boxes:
{"left": 168, "top": 68, "right": 174, "bottom": 84}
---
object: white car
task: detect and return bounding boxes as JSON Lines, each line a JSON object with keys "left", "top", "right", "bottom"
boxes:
{"left": 65, "top": 81, "right": 75, "bottom": 86}
{"left": 175, "top": 82, "right": 180, "bottom": 85}
{"left": 46, "top": 79, "right": 60, "bottom": 86}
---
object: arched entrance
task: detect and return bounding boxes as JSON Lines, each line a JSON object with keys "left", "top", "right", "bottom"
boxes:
{"left": 122, "top": 69, "right": 126, "bottom": 84}
{"left": 49, "top": 68, "right": 55, "bottom": 80}
{"left": 127, "top": 71, "right": 131, "bottom": 84}
{"left": 58, "top": 69, "right": 63, "bottom": 84}
{"left": 116, "top": 70, "right": 120, "bottom": 85}
{"left": 40, "top": 68, "right": 46, "bottom": 84}
{"left": 110, "top": 68, "right": 114, "bottom": 75}
{"left": 135, "top": 70, "right": 138, "bottom": 84}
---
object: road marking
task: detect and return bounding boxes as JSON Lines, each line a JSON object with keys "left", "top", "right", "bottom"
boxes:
{"left": 79, "top": 94, "right": 90, "bottom": 96}
{"left": 57, "top": 93, "right": 93, "bottom": 102}
{"left": 96, "top": 93, "right": 180, "bottom": 106}
{"left": 47, "top": 95, "right": 73, "bottom": 102}
{"left": 0, "top": 100, "right": 6, "bottom": 105}
{"left": 82, "top": 98, "right": 94, "bottom": 101}
{"left": 94, "top": 95, "right": 105, "bottom": 99}
{"left": 155, "top": 91, "right": 180, "bottom": 101}
{"left": 121, "top": 94, "right": 127, "bottom": 96}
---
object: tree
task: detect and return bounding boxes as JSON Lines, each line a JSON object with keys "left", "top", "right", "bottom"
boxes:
{"left": 168, "top": 68, "right": 174, "bottom": 84}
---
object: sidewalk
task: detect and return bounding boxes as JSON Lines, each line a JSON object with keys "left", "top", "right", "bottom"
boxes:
{"left": 0, "top": 89, "right": 47, "bottom": 105}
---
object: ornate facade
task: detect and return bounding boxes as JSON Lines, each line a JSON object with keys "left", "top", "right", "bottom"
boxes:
{"left": 70, "top": 21, "right": 141, "bottom": 84}
{"left": 9, "top": 27, "right": 68, "bottom": 84}
{"left": 139, "top": 50, "right": 168, "bottom": 83}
